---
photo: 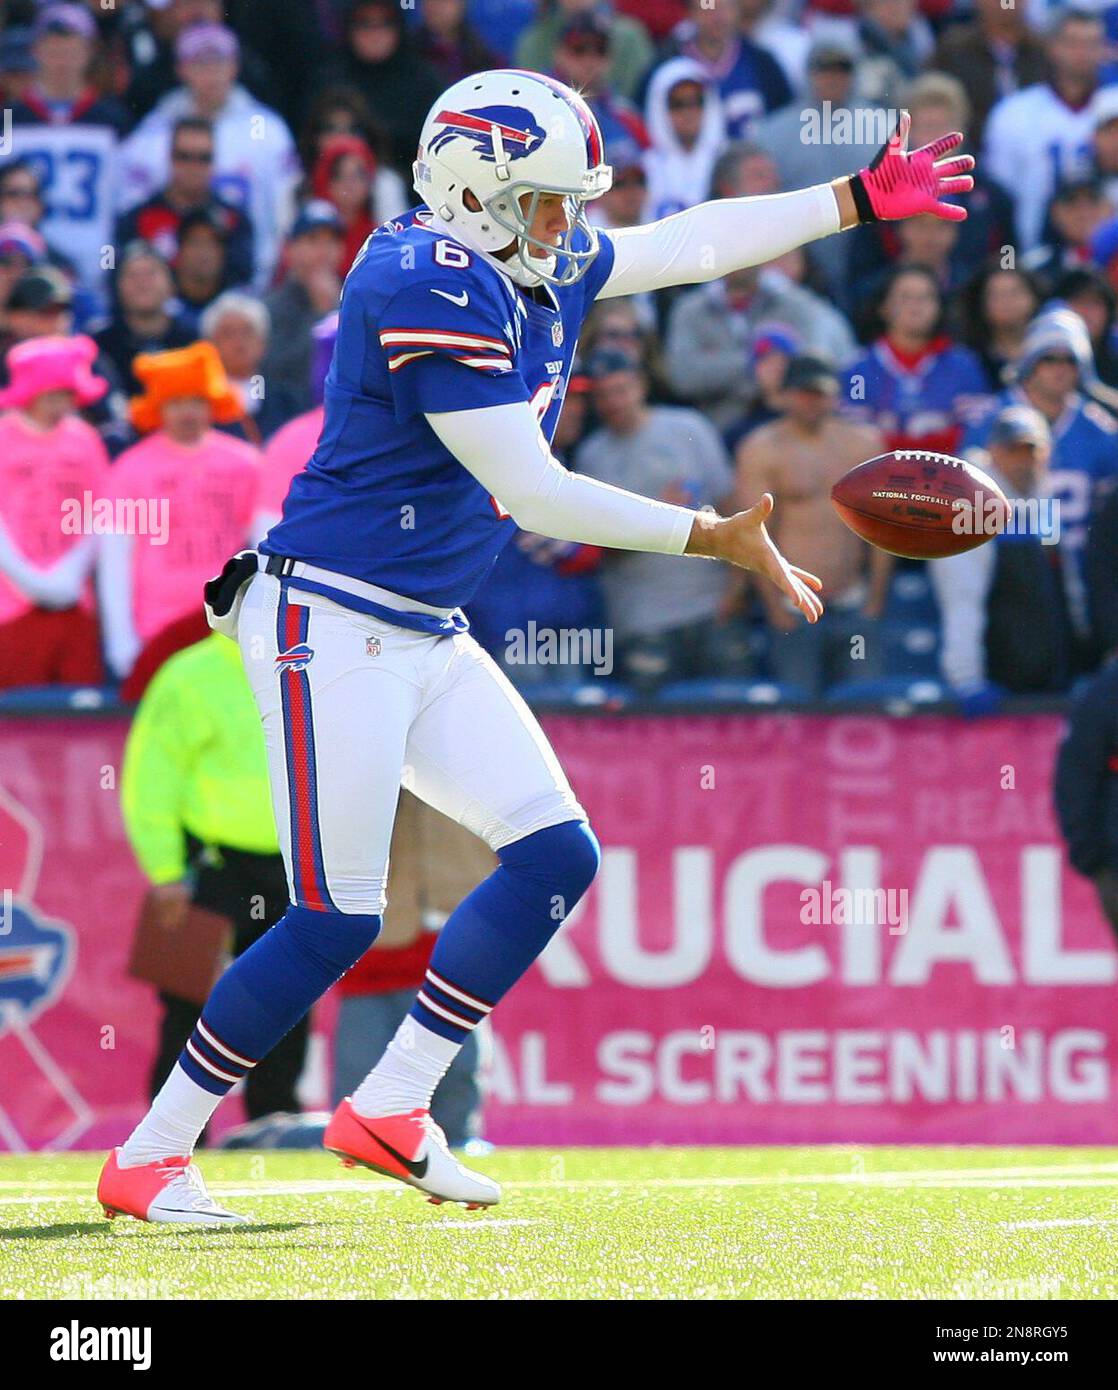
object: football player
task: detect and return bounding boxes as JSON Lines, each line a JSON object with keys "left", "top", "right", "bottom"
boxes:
{"left": 98, "top": 70, "right": 972, "bottom": 1223}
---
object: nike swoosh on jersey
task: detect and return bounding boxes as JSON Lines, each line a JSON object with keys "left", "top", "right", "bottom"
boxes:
{"left": 430, "top": 288, "right": 469, "bottom": 307}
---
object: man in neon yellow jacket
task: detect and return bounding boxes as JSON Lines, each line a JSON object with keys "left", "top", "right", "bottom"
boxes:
{"left": 121, "top": 632, "right": 308, "bottom": 1122}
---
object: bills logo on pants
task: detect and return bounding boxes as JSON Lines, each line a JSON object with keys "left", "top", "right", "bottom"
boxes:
{"left": 275, "top": 643, "right": 314, "bottom": 673}
{"left": 275, "top": 594, "right": 335, "bottom": 912}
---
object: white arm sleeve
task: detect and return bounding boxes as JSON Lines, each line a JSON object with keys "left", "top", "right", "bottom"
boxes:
{"left": 426, "top": 401, "right": 696, "bottom": 554}
{"left": 599, "top": 184, "right": 842, "bottom": 300}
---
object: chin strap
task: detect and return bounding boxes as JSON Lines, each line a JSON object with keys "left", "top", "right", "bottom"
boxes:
{"left": 506, "top": 251, "right": 551, "bottom": 288}
{"left": 490, "top": 124, "right": 511, "bottom": 183}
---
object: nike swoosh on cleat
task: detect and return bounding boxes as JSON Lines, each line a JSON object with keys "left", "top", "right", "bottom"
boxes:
{"left": 431, "top": 288, "right": 469, "bottom": 307}
{"left": 366, "top": 1127, "right": 429, "bottom": 1179}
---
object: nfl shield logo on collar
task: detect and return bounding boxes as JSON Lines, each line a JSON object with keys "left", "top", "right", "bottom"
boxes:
{"left": 551, "top": 319, "right": 564, "bottom": 347}
{"left": 366, "top": 636, "right": 382, "bottom": 658}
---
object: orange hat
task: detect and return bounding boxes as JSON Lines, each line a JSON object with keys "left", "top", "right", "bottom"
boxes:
{"left": 129, "top": 340, "right": 243, "bottom": 434}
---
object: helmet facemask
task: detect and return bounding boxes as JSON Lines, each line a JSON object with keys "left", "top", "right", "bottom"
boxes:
{"left": 482, "top": 184, "right": 601, "bottom": 288}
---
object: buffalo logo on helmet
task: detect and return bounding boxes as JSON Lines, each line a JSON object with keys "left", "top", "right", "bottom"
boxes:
{"left": 428, "top": 106, "right": 548, "bottom": 165}
{"left": 0, "top": 900, "right": 74, "bottom": 1029}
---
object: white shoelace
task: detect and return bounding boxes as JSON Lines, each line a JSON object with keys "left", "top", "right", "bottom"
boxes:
{"left": 162, "top": 1161, "right": 221, "bottom": 1212}
{"left": 419, "top": 1117, "right": 483, "bottom": 1179}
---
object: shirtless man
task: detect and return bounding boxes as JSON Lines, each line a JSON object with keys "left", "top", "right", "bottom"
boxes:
{"left": 736, "top": 353, "right": 891, "bottom": 694}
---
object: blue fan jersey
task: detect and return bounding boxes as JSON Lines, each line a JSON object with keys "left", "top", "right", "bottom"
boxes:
{"left": 261, "top": 207, "right": 616, "bottom": 609}
{"left": 840, "top": 339, "right": 992, "bottom": 456}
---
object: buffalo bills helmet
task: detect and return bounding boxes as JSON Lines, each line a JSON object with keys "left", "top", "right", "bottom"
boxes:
{"left": 413, "top": 69, "right": 614, "bottom": 288}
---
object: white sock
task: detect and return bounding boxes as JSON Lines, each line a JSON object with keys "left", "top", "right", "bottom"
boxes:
{"left": 351, "top": 1015, "right": 462, "bottom": 1117}
{"left": 118, "top": 1063, "right": 227, "bottom": 1166}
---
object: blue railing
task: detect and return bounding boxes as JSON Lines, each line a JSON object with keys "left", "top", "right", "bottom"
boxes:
{"left": 0, "top": 681, "right": 1072, "bottom": 719}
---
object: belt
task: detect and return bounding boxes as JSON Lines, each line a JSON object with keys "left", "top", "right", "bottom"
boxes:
{"left": 262, "top": 553, "right": 469, "bottom": 636}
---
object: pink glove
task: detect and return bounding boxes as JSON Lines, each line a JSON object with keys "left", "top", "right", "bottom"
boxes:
{"left": 849, "top": 112, "right": 975, "bottom": 224}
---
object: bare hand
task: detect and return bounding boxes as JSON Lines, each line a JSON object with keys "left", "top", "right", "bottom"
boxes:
{"left": 686, "top": 495, "right": 823, "bottom": 624}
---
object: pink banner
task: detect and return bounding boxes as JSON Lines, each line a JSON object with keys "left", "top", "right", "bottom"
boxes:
{"left": 0, "top": 719, "right": 154, "bottom": 1153}
{"left": 1, "top": 714, "right": 1115, "bottom": 1151}
{"left": 484, "top": 715, "right": 1118, "bottom": 1146}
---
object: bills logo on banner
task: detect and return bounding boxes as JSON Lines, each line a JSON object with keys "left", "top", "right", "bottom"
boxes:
{"left": 0, "top": 902, "right": 72, "bottom": 1021}
{"left": 428, "top": 106, "right": 547, "bottom": 164}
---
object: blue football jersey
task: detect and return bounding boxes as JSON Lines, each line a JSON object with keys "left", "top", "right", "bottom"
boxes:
{"left": 261, "top": 207, "right": 617, "bottom": 608}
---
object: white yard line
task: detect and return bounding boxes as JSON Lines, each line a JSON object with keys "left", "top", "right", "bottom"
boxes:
{"left": 6, "top": 1161, "right": 1118, "bottom": 1207}
{"left": 0, "top": 1194, "right": 96, "bottom": 1205}
{"left": 0, "top": 1180, "right": 90, "bottom": 1190}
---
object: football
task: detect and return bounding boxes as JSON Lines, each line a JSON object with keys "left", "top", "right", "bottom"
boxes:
{"left": 830, "top": 450, "right": 1010, "bottom": 560}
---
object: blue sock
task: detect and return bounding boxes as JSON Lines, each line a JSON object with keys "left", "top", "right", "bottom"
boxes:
{"left": 179, "top": 905, "right": 381, "bottom": 1096}
{"left": 412, "top": 819, "right": 600, "bottom": 1044}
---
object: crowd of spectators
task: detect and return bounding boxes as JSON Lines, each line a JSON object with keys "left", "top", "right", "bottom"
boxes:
{"left": 3, "top": 0, "right": 1118, "bottom": 711}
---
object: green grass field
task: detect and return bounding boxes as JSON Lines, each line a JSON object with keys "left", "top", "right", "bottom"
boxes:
{"left": 2, "top": 1146, "right": 1117, "bottom": 1300}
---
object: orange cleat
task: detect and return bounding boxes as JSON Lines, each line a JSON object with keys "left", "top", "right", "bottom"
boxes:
{"left": 324, "top": 1098, "right": 500, "bottom": 1208}
{"left": 96, "top": 1149, "right": 248, "bottom": 1226}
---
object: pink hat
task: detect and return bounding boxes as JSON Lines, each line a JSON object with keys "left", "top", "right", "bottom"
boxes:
{"left": 0, "top": 334, "right": 108, "bottom": 410}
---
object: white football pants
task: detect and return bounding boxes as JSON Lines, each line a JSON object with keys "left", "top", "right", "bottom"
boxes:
{"left": 236, "top": 572, "right": 586, "bottom": 915}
